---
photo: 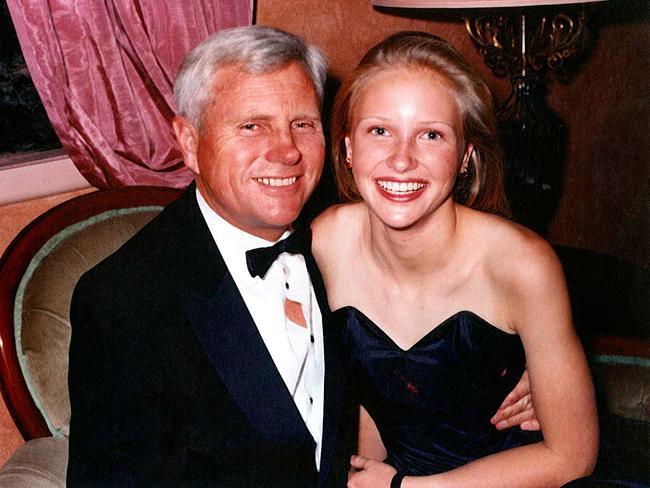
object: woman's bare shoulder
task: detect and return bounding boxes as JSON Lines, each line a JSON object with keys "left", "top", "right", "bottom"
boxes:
{"left": 311, "top": 202, "right": 365, "bottom": 259}
{"left": 470, "top": 211, "right": 565, "bottom": 299}
{"left": 312, "top": 202, "right": 363, "bottom": 236}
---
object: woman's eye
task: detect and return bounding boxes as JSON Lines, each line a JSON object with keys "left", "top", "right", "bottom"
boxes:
{"left": 425, "top": 130, "right": 441, "bottom": 140}
{"left": 370, "top": 127, "right": 388, "bottom": 136}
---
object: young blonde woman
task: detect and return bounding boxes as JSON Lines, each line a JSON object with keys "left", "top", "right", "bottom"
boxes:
{"left": 312, "top": 32, "right": 598, "bottom": 487}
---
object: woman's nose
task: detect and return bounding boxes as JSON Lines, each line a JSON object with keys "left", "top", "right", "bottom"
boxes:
{"left": 387, "top": 140, "right": 417, "bottom": 172}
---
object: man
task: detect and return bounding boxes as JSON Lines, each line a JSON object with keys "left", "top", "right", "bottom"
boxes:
{"left": 67, "top": 25, "right": 535, "bottom": 487}
{"left": 68, "top": 26, "right": 351, "bottom": 487}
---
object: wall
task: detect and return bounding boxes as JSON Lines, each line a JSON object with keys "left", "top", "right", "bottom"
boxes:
{"left": 258, "top": 0, "right": 650, "bottom": 269}
{"left": 0, "top": 189, "right": 95, "bottom": 253}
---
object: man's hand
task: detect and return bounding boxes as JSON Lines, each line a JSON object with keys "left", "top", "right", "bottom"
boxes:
{"left": 348, "top": 455, "right": 396, "bottom": 488}
{"left": 490, "top": 371, "right": 540, "bottom": 431}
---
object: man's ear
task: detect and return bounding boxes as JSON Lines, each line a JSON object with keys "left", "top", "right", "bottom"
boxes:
{"left": 173, "top": 116, "right": 200, "bottom": 174}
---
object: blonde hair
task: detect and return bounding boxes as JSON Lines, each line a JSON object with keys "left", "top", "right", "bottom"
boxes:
{"left": 330, "top": 31, "right": 509, "bottom": 217}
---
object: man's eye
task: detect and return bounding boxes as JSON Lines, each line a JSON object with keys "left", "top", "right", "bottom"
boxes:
{"left": 370, "top": 127, "right": 388, "bottom": 136}
{"left": 293, "top": 121, "right": 314, "bottom": 130}
{"left": 242, "top": 123, "right": 259, "bottom": 131}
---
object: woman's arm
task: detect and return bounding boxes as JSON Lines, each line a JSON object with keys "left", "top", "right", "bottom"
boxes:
{"left": 350, "top": 238, "right": 598, "bottom": 488}
{"left": 357, "top": 406, "right": 387, "bottom": 460}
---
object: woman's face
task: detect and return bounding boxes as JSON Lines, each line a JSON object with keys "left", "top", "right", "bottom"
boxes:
{"left": 346, "top": 67, "right": 472, "bottom": 230}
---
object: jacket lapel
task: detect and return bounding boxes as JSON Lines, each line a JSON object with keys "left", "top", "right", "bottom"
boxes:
{"left": 177, "top": 188, "right": 313, "bottom": 447}
{"left": 304, "top": 247, "right": 346, "bottom": 485}
{"left": 185, "top": 273, "right": 315, "bottom": 445}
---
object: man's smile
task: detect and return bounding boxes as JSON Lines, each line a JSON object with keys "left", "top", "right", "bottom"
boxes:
{"left": 254, "top": 176, "right": 298, "bottom": 187}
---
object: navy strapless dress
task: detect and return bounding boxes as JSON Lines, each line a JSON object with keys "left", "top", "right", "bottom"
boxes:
{"left": 336, "top": 306, "right": 542, "bottom": 475}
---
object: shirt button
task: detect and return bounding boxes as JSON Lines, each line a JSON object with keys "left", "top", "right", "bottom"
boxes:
{"left": 309, "top": 397, "right": 313, "bottom": 404}
{"left": 285, "top": 282, "right": 289, "bottom": 289}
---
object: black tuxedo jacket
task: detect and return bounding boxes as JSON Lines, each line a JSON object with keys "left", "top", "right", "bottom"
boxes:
{"left": 67, "top": 186, "right": 354, "bottom": 487}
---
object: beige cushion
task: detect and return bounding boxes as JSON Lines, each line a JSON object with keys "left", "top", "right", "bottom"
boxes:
{"left": 0, "top": 436, "right": 68, "bottom": 488}
{"left": 591, "top": 357, "right": 650, "bottom": 423}
{"left": 17, "top": 209, "right": 161, "bottom": 435}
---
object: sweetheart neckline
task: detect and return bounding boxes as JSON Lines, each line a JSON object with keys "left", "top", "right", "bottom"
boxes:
{"left": 334, "top": 306, "right": 519, "bottom": 353}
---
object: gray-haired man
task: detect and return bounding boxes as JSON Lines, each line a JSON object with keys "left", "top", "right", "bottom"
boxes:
{"left": 68, "top": 26, "right": 352, "bottom": 487}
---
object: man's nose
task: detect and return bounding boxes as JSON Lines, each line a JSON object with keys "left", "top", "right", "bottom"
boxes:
{"left": 266, "top": 130, "right": 301, "bottom": 165}
{"left": 387, "top": 139, "right": 417, "bottom": 172}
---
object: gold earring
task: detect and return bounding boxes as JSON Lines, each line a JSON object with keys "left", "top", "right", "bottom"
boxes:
{"left": 460, "top": 167, "right": 468, "bottom": 178}
{"left": 345, "top": 156, "right": 352, "bottom": 169}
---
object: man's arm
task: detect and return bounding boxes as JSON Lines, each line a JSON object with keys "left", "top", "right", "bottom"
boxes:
{"left": 67, "top": 274, "right": 153, "bottom": 486}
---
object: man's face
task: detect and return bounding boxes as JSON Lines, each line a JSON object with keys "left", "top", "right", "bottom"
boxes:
{"left": 174, "top": 62, "right": 325, "bottom": 241}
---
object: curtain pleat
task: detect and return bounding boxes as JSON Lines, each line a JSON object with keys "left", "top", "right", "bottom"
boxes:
{"left": 7, "top": 0, "right": 253, "bottom": 188}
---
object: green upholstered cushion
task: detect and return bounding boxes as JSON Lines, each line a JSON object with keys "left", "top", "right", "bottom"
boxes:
{"left": 14, "top": 207, "right": 163, "bottom": 436}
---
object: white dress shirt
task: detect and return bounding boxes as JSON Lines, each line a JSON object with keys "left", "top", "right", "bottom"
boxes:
{"left": 196, "top": 190, "right": 325, "bottom": 468}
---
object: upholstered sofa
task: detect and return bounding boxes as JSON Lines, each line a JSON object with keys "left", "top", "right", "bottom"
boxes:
{"left": 0, "top": 187, "right": 648, "bottom": 486}
{"left": 0, "top": 187, "right": 181, "bottom": 487}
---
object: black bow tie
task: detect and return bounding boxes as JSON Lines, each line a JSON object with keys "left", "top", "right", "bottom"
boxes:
{"left": 246, "top": 228, "right": 312, "bottom": 279}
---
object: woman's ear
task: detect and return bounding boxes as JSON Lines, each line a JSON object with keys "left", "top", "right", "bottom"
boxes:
{"left": 173, "top": 116, "right": 200, "bottom": 174}
{"left": 460, "top": 143, "right": 474, "bottom": 174}
{"left": 344, "top": 136, "right": 353, "bottom": 162}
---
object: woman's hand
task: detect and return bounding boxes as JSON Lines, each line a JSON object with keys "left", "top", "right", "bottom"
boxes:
{"left": 348, "top": 455, "right": 397, "bottom": 488}
{"left": 490, "top": 370, "right": 540, "bottom": 431}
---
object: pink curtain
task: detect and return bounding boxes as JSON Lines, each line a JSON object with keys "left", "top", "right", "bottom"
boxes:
{"left": 7, "top": 0, "right": 253, "bottom": 188}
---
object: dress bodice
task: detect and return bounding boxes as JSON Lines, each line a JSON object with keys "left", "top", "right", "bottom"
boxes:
{"left": 336, "top": 306, "right": 542, "bottom": 475}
